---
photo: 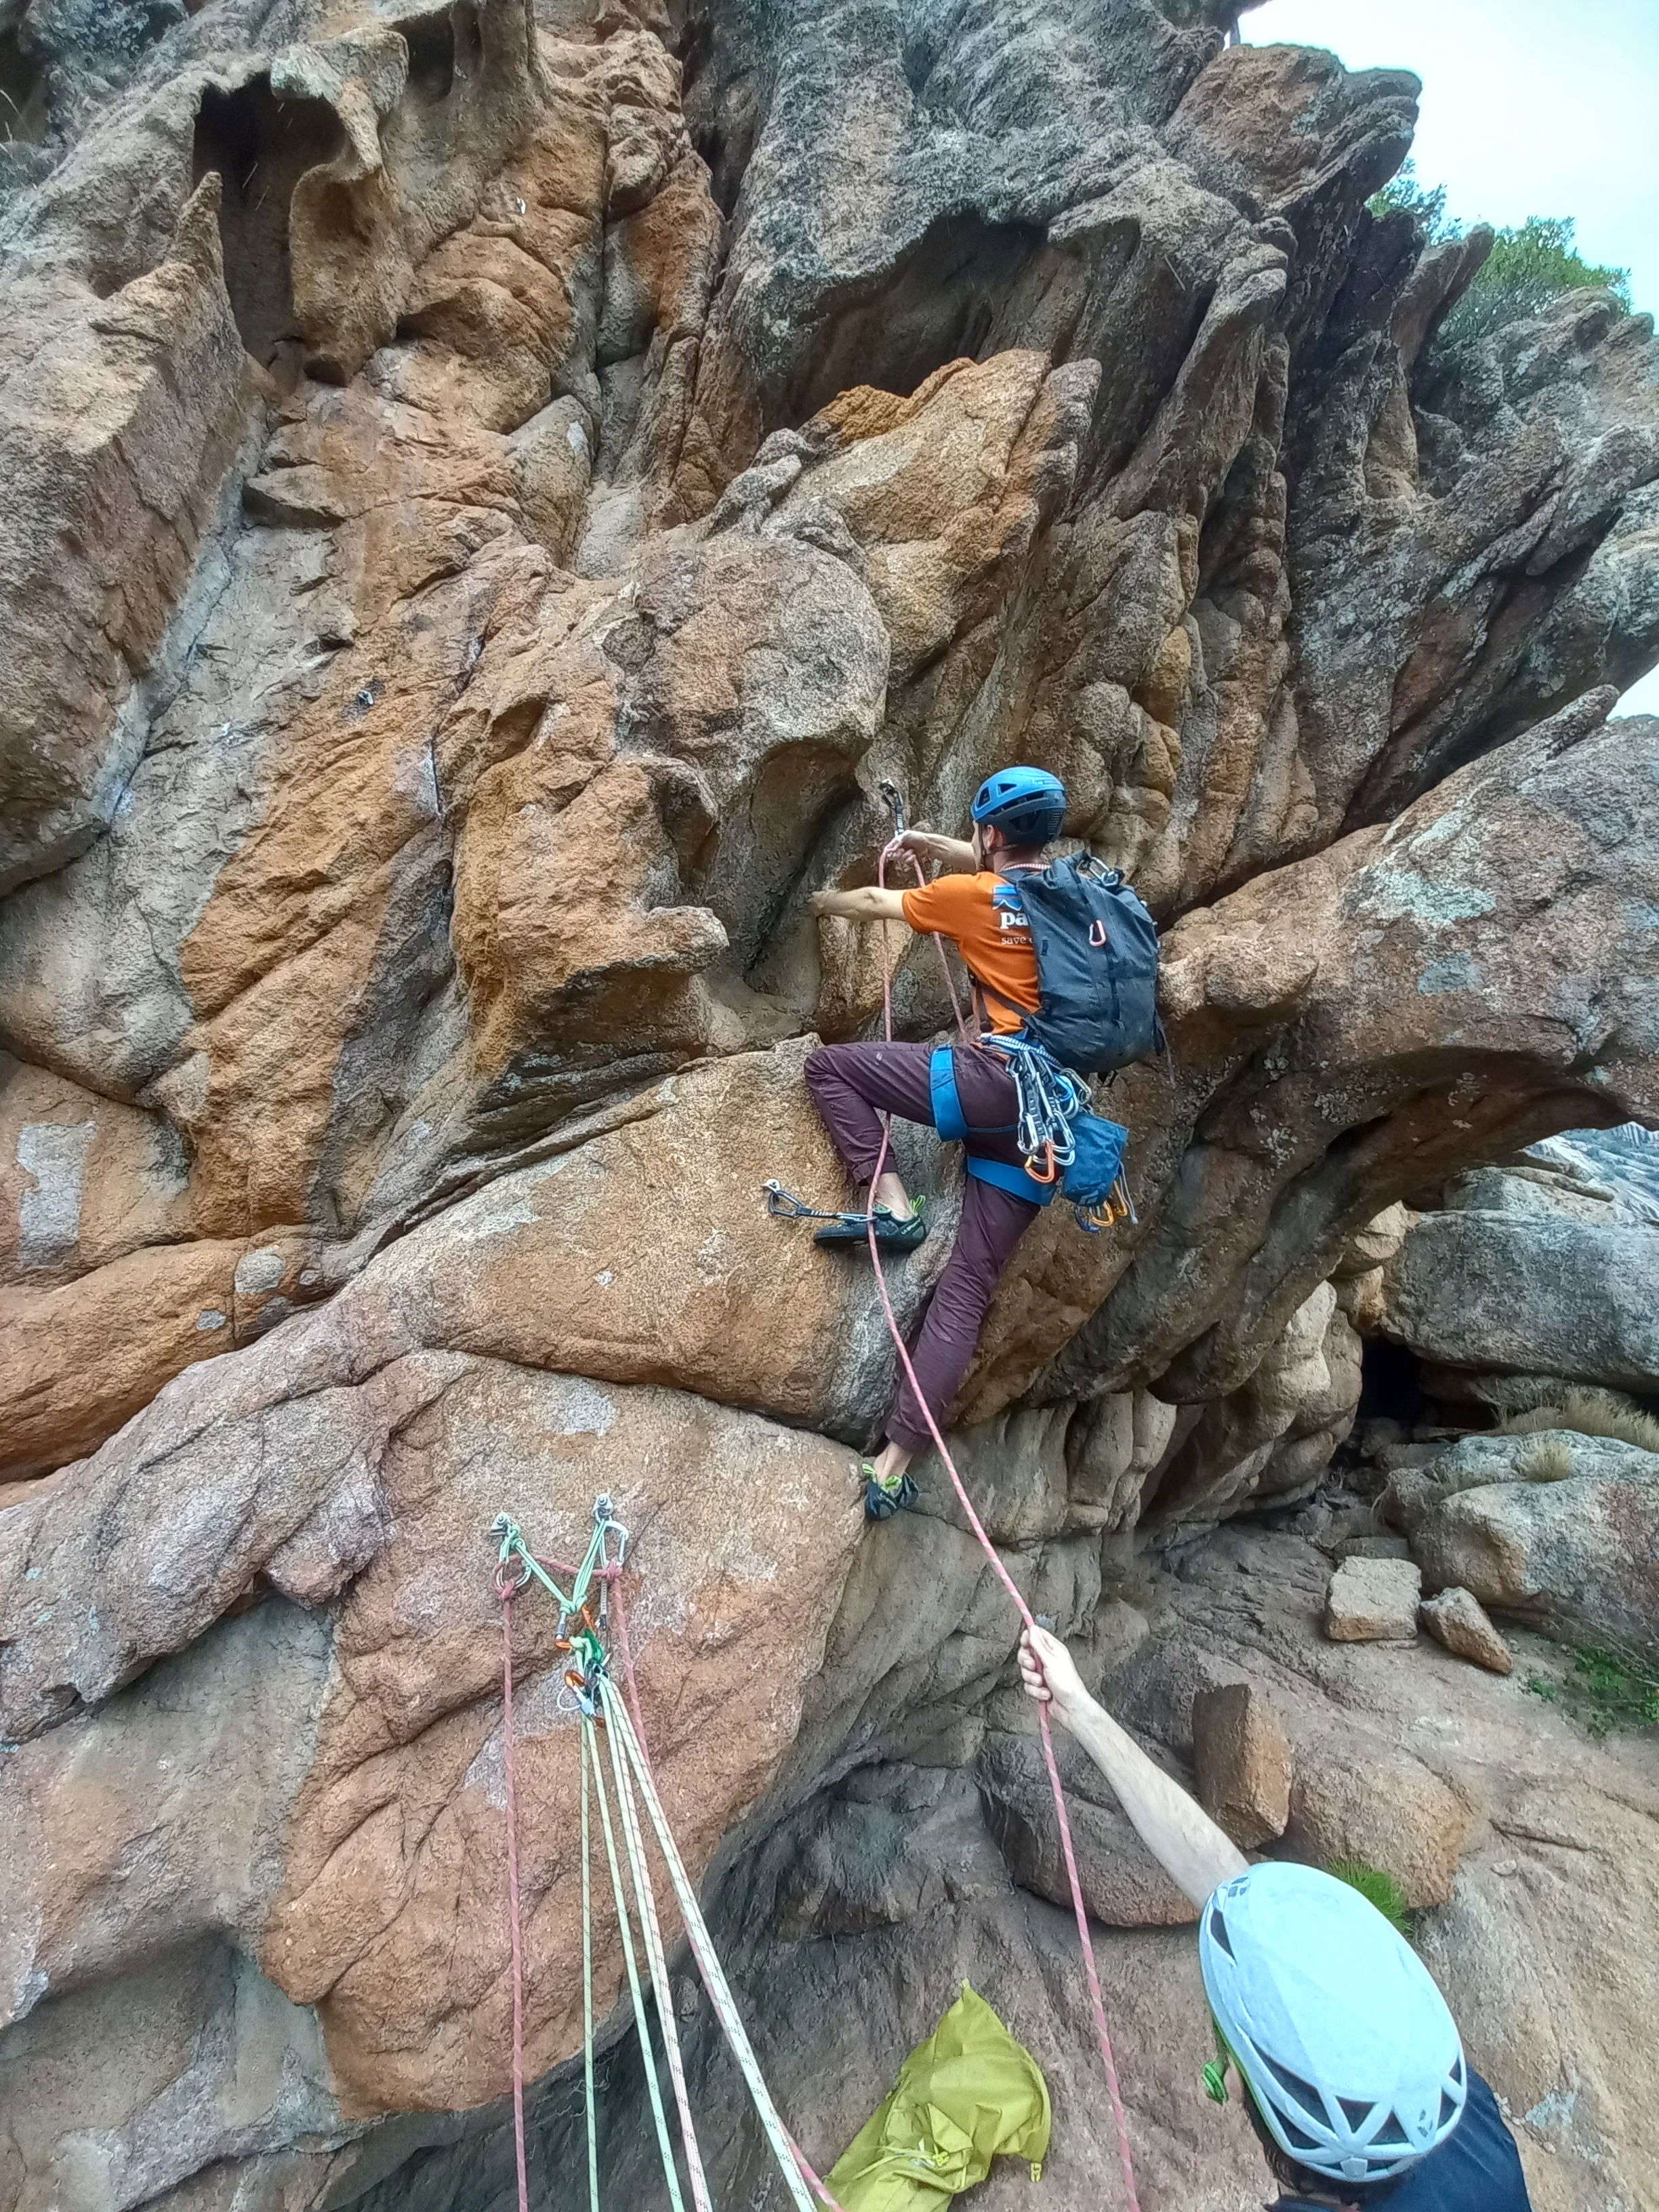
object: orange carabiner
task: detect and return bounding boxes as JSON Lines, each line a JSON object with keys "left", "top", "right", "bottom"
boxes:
{"left": 1027, "top": 1140, "right": 1060, "bottom": 1186}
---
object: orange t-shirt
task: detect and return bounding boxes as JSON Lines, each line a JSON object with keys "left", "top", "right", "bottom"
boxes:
{"left": 900, "top": 869, "right": 1040, "bottom": 1035}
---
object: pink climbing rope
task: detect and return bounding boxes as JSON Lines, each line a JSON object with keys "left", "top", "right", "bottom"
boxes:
{"left": 864, "top": 842, "right": 1143, "bottom": 2212}
{"left": 495, "top": 1572, "right": 533, "bottom": 2212}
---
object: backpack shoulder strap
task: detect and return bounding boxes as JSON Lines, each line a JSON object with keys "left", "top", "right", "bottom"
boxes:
{"left": 976, "top": 977, "right": 1029, "bottom": 1023}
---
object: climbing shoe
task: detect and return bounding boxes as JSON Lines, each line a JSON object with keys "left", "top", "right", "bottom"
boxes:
{"left": 863, "top": 1463, "right": 919, "bottom": 1520}
{"left": 814, "top": 1200, "right": 928, "bottom": 1253}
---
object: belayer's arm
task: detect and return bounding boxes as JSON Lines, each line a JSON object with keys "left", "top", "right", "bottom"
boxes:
{"left": 810, "top": 886, "right": 912, "bottom": 923}
{"left": 1020, "top": 1625, "right": 1247, "bottom": 1907}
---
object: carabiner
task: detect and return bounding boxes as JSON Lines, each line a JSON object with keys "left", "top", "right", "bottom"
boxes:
{"left": 592, "top": 1493, "right": 629, "bottom": 1569}
{"left": 1027, "top": 1140, "right": 1061, "bottom": 1186}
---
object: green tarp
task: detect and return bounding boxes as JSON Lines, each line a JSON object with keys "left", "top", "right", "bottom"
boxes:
{"left": 824, "top": 1981, "right": 1052, "bottom": 2209}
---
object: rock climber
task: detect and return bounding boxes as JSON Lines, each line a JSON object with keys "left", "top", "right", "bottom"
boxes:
{"left": 804, "top": 766, "right": 1067, "bottom": 1521}
{"left": 1017, "top": 1624, "right": 1534, "bottom": 2211}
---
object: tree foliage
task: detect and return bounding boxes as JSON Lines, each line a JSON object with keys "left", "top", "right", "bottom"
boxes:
{"left": 1369, "top": 159, "right": 1631, "bottom": 360}
{"left": 1368, "top": 159, "right": 1455, "bottom": 245}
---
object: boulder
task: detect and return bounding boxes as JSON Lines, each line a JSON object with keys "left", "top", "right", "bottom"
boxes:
{"left": 1192, "top": 1683, "right": 1292, "bottom": 1848}
{"left": 1420, "top": 1587, "right": 1513, "bottom": 1675}
{"left": 1381, "top": 1208, "right": 1659, "bottom": 1398}
{"left": 1284, "top": 1739, "right": 1473, "bottom": 1910}
{"left": 1332, "top": 1204, "right": 1412, "bottom": 1277}
{"left": 1404, "top": 1441, "right": 1659, "bottom": 1660}
{"left": 1324, "top": 1557, "right": 1422, "bottom": 1644}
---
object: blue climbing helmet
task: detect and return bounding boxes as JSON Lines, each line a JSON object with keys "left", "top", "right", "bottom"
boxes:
{"left": 1200, "top": 1863, "right": 1468, "bottom": 2186}
{"left": 971, "top": 766, "right": 1067, "bottom": 846}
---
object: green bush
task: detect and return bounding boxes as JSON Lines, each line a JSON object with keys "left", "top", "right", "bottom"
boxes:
{"left": 1368, "top": 159, "right": 1455, "bottom": 245}
{"left": 1444, "top": 218, "right": 1630, "bottom": 355}
{"left": 1368, "top": 160, "right": 1631, "bottom": 359}
{"left": 1326, "top": 1858, "right": 1412, "bottom": 1935}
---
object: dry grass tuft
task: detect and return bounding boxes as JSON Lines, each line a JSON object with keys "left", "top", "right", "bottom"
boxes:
{"left": 1515, "top": 1435, "right": 1574, "bottom": 1484}
{"left": 1497, "top": 1385, "right": 1659, "bottom": 1456}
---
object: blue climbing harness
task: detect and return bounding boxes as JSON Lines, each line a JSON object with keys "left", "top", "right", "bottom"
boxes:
{"left": 929, "top": 1044, "right": 1131, "bottom": 1228}
{"left": 930, "top": 1046, "right": 1054, "bottom": 1204}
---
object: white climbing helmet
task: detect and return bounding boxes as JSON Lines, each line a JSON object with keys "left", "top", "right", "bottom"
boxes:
{"left": 1199, "top": 1861, "right": 1467, "bottom": 2186}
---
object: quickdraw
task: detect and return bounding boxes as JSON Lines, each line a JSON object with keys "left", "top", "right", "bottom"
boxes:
{"left": 764, "top": 1179, "right": 862, "bottom": 1225}
{"left": 1077, "top": 1175, "right": 1136, "bottom": 1233}
{"left": 985, "top": 1029, "right": 1093, "bottom": 1177}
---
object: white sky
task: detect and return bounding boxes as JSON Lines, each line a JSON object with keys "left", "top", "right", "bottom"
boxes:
{"left": 1245, "top": 0, "right": 1659, "bottom": 716}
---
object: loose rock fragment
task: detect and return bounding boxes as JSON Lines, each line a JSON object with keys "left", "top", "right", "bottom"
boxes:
{"left": 1324, "top": 1557, "right": 1422, "bottom": 1644}
{"left": 1192, "top": 1682, "right": 1292, "bottom": 1847}
{"left": 1420, "top": 1586, "right": 1513, "bottom": 1675}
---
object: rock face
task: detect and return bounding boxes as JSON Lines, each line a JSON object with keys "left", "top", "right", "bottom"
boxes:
{"left": 1, "top": 0, "right": 1658, "bottom": 2206}
{"left": 979, "top": 1727, "right": 1201, "bottom": 1927}
{"left": 1191, "top": 1680, "right": 1292, "bottom": 1847}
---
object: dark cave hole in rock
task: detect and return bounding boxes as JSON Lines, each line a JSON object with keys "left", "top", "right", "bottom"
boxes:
{"left": 675, "top": 8, "right": 759, "bottom": 220}
{"left": 0, "top": 18, "right": 48, "bottom": 146}
{"left": 1357, "top": 1335, "right": 1427, "bottom": 1429}
{"left": 192, "top": 78, "right": 345, "bottom": 369}
{"left": 775, "top": 211, "right": 1078, "bottom": 428}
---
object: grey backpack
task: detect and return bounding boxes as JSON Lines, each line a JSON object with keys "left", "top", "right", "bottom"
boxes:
{"left": 986, "top": 855, "right": 1164, "bottom": 1076}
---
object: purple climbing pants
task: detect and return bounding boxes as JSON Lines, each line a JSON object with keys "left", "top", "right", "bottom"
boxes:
{"left": 804, "top": 1041, "right": 1041, "bottom": 1451}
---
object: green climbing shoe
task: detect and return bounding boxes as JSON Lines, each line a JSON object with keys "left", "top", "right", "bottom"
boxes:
{"left": 815, "top": 1201, "right": 928, "bottom": 1252}
{"left": 863, "top": 1463, "right": 919, "bottom": 1520}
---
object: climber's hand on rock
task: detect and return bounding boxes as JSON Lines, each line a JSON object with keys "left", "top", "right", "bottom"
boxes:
{"left": 1019, "top": 1625, "right": 1088, "bottom": 1730}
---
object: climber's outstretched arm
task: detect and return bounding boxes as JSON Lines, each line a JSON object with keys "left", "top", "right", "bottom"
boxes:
{"left": 894, "top": 827, "right": 977, "bottom": 870}
{"left": 1019, "top": 1625, "right": 1247, "bottom": 1907}
{"left": 811, "top": 886, "right": 911, "bottom": 922}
